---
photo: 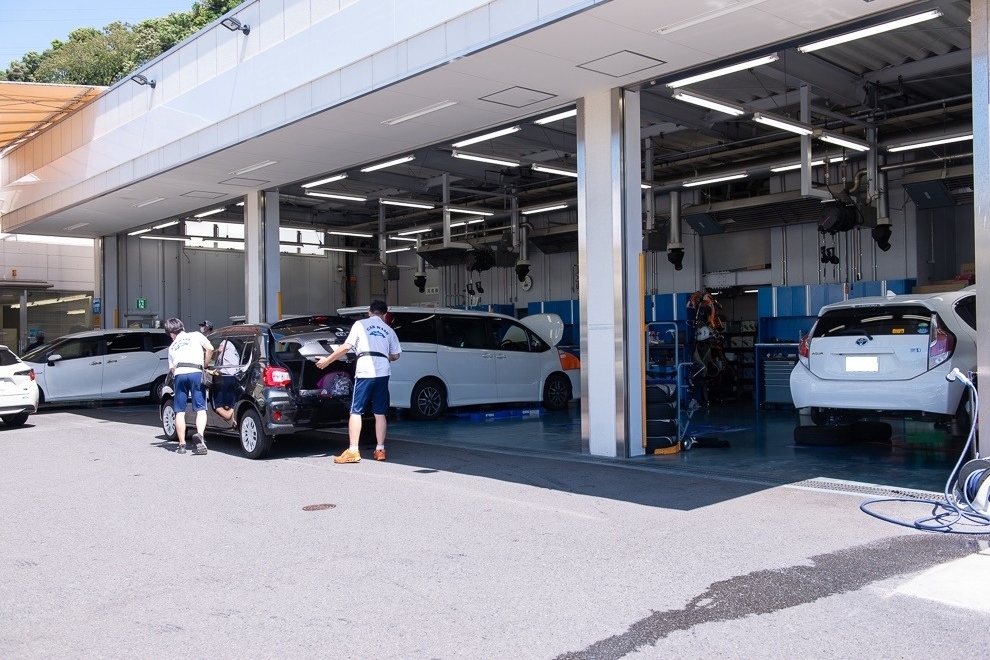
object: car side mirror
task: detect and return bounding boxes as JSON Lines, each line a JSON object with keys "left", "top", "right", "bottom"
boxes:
{"left": 47, "top": 353, "right": 63, "bottom": 364}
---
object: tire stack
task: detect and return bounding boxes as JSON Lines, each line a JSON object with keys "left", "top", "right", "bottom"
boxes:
{"left": 645, "top": 384, "right": 679, "bottom": 454}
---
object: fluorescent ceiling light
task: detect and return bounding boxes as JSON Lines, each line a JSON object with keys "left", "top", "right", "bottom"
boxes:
{"left": 302, "top": 174, "right": 347, "bottom": 188}
{"left": 818, "top": 132, "right": 870, "bottom": 152}
{"left": 389, "top": 236, "right": 420, "bottom": 242}
{"left": 744, "top": 289, "right": 759, "bottom": 294}
{"left": 887, "top": 134, "right": 973, "bottom": 153}
{"left": 381, "top": 100, "right": 458, "bottom": 125}
{"left": 64, "top": 222, "right": 89, "bottom": 231}
{"left": 770, "top": 160, "right": 827, "bottom": 172}
{"left": 532, "top": 164, "right": 578, "bottom": 177}
{"left": 380, "top": 198, "right": 434, "bottom": 209}
{"left": 653, "top": 0, "right": 770, "bottom": 35}
{"left": 447, "top": 206, "right": 495, "bottom": 216}
{"left": 134, "top": 197, "right": 166, "bottom": 208}
{"left": 798, "top": 9, "right": 943, "bottom": 53}
{"left": 521, "top": 203, "right": 569, "bottom": 215}
{"left": 450, "top": 218, "right": 485, "bottom": 228}
{"left": 305, "top": 191, "right": 368, "bottom": 202}
{"left": 229, "top": 160, "right": 277, "bottom": 176}
{"left": 397, "top": 228, "right": 432, "bottom": 236}
{"left": 236, "top": 202, "right": 244, "bottom": 206}
{"left": 128, "top": 228, "right": 153, "bottom": 236}
{"left": 385, "top": 247, "right": 412, "bottom": 253}
{"left": 451, "top": 126, "right": 521, "bottom": 148}
{"left": 683, "top": 172, "right": 748, "bottom": 187}
{"left": 667, "top": 53, "right": 778, "bottom": 88}
{"left": 329, "top": 230, "right": 374, "bottom": 238}
{"left": 361, "top": 155, "right": 415, "bottom": 172}
{"left": 533, "top": 109, "right": 577, "bottom": 124}
{"left": 672, "top": 91, "right": 746, "bottom": 116}
{"left": 451, "top": 151, "right": 520, "bottom": 167}
{"left": 154, "top": 220, "right": 179, "bottom": 230}
{"left": 194, "top": 207, "right": 226, "bottom": 218}
{"left": 140, "top": 235, "right": 189, "bottom": 242}
{"left": 323, "top": 247, "right": 358, "bottom": 253}
{"left": 753, "top": 112, "right": 813, "bottom": 136}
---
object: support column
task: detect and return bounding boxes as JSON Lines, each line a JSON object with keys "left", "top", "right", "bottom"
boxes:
{"left": 577, "top": 88, "right": 645, "bottom": 458}
{"left": 100, "top": 236, "right": 119, "bottom": 329}
{"left": 243, "top": 190, "right": 281, "bottom": 323}
{"left": 972, "top": 0, "right": 988, "bottom": 457}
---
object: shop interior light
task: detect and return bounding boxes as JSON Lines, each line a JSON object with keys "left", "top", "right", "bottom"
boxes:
{"left": 451, "top": 151, "right": 520, "bottom": 167}
{"left": 389, "top": 236, "right": 420, "bottom": 242}
{"left": 381, "top": 100, "right": 457, "bottom": 125}
{"left": 322, "top": 246, "right": 358, "bottom": 253}
{"left": 380, "top": 198, "right": 434, "bottom": 209}
{"left": 128, "top": 228, "right": 153, "bottom": 236}
{"left": 798, "top": 9, "right": 943, "bottom": 53}
{"left": 653, "top": 0, "right": 770, "bottom": 35}
{"left": 887, "top": 134, "right": 973, "bottom": 153}
{"left": 229, "top": 160, "right": 277, "bottom": 176}
{"left": 140, "top": 235, "right": 189, "bottom": 242}
{"left": 683, "top": 172, "right": 748, "bottom": 187}
{"left": 329, "top": 230, "right": 374, "bottom": 238}
{"left": 818, "top": 131, "right": 870, "bottom": 152}
{"left": 753, "top": 112, "right": 813, "bottom": 136}
{"left": 134, "top": 197, "right": 165, "bottom": 208}
{"left": 521, "top": 203, "right": 569, "bottom": 215}
{"left": 305, "top": 191, "right": 368, "bottom": 202}
{"left": 446, "top": 206, "right": 495, "bottom": 216}
{"left": 666, "top": 53, "right": 778, "bottom": 88}
{"left": 397, "top": 228, "right": 432, "bottom": 236}
{"left": 532, "top": 164, "right": 578, "bottom": 177}
{"left": 533, "top": 109, "right": 577, "bottom": 124}
{"left": 302, "top": 173, "right": 347, "bottom": 188}
{"left": 194, "top": 207, "right": 226, "bottom": 218}
{"left": 154, "top": 220, "right": 179, "bottom": 229}
{"left": 770, "top": 160, "right": 826, "bottom": 172}
{"left": 671, "top": 90, "right": 746, "bottom": 116}
{"left": 452, "top": 126, "right": 521, "bottom": 148}
{"left": 450, "top": 218, "right": 485, "bottom": 228}
{"left": 360, "top": 155, "right": 415, "bottom": 172}
{"left": 385, "top": 246, "right": 412, "bottom": 253}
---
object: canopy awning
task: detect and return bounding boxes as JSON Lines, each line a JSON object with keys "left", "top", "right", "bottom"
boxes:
{"left": 0, "top": 81, "right": 104, "bottom": 154}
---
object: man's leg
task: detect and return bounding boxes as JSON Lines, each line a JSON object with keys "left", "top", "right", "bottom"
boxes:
{"left": 175, "top": 413, "right": 187, "bottom": 448}
{"left": 347, "top": 412, "right": 362, "bottom": 452}
{"left": 334, "top": 379, "right": 368, "bottom": 463}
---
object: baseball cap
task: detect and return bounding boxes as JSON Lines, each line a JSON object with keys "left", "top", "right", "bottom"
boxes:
{"left": 199, "top": 320, "right": 214, "bottom": 331}
{"left": 369, "top": 300, "right": 388, "bottom": 314}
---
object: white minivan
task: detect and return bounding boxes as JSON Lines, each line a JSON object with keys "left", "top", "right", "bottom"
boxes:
{"left": 338, "top": 306, "right": 581, "bottom": 420}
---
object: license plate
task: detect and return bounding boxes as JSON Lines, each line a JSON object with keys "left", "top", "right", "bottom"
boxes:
{"left": 845, "top": 355, "right": 878, "bottom": 372}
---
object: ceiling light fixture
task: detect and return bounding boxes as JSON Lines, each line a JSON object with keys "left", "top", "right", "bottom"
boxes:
{"left": 451, "top": 151, "right": 520, "bottom": 167}
{"left": 887, "top": 134, "right": 973, "bottom": 153}
{"left": 140, "top": 235, "right": 189, "bottom": 242}
{"left": 683, "top": 172, "right": 748, "bottom": 187}
{"left": 671, "top": 90, "right": 746, "bottom": 116}
{"left": 653, "top": 0, "right": 771, "bottom": 35}
{"left": 153, "top": 220, "right": 179, "bottom": 229}
{"left": 381, "top": 100, "right": 458, "bottom": 125}
{"left": 128, "top": 228, "right": 153, "bottom": 236}
{"left": 770, "top": 160, "right": 827, "bottom": 172}
{"left": 329, "top": 230, "right": 374, "bottom": 238}
{"left": 451, "top": 126, "right": 521, "bottom": 148}
{"left": 134, "top": 197, "right": 166, "bottom": 208}
{"left": 130, "top": 74, "right": 156, "bottom": 89}
{"left": 666, "top": 53, "right": 778, "bottom": 88}
{"left": 322, "top": 246, "right": 358, "bottom": 253}
{"left": 64, "top": 222, "right": 89, "bottom": 231}
{"left": 385, "top": 247, "right": 412, "bottom": 253}
{"left": 305, "top": 191, "right": 368, "bottom": 202}
{"left": 533, "top": 109, "right": 577, "bottom": 124}
{"left": 532, "top": 164, "right": 578, "bottom": 177}
{"left": 818, "top": 131, "right": 870, "bottom": 152}
{"left": 389, "top": 236, "right": 420, "bottom": 242}
{"left": 752, "top": 112, "right": 813, "bottom": 136}
{"left": 447, "top": 206, "right": 495, "bottom": 216}
{"left": 450, "top": 218, "right": 485, "bottom": 228}
{"left": 194, "top": 207, "right": 226, "bottom": 218}
{"left": 229, "top": 160, "right": 277, "bottom": 176}
{"left": 220, "top": 16, "right": 251, "bottom": 35}
{"left": 521, "top": 203, "right": 569, "bottom": 215}
{"left": 380, "top": 198, "right": 434, "bottom": 209}
{"left": 360, "top": 155, "right": 415, "bottom": 172}
{"left": 397, "top": 228, "right": 432, "bottom": 236}
{"left": 797, "top": 9, "right": 943, "bottom": 53}
{"left": 302, "top": 173, "right": 347, "bottom": 188}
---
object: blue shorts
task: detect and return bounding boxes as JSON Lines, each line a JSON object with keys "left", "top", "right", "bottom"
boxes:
{"left": 350, "top": 376, "right": 390, "bottom": 416}
{"left": 173, "top": 372, "right": 207, "bottom": 412}
{"left": 214, "top": 375, "right": 237, "bottom": 408}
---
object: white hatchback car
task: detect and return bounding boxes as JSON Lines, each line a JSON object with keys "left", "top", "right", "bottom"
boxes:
{"left": 21, "top": 329, "right": 172, "bottom": 404}
{"left": 790, "top": 286, "right": 977, "bottom": 431}
{"left": 0, "top": 345, "right": 39, "bottom": 426}
{"left": 338, "top": 306, "right": 581, "bottom": 420}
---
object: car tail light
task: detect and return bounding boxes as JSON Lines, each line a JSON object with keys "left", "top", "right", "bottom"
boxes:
{"left": 797, "top": 334, "right": 810, "bottom": 366}
{"left": 15, "top": 368, "right": 35, "bottom": 381}
{"left": 558, "top": 349, "right": 580, "bottom": 370}
{"left": 29, "top": 369, "right": 35, "bottom": 381}
{"left": 263, "top": 366, "right": 291, "bottom": 387}
{"left": 928, "top": 316, "right": 956, "bottom": 369}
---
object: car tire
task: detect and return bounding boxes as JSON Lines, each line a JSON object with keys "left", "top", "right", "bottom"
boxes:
{"left": 239, "top": 408, "right": 272, "bottom": 459}
{"left": 1, "top": 413, "right": 29, "bottom": 427}
{"left": 646, "top": 419, "right": 678, "bottom": 436}
{"left": 542, "top": 373, "right": 571, "bottom": 410}
{"left": 150, "top": 376, "right": 167, "bottom": 404}
{"left": 646, "top": 384, "right": 677, "bottom": 404}
{"left": 410, "top": 378, "right": 446, "bottom": 421}
{"left": 646, "top": 401, "right": 677, "bottom": 419}
{"left": 160, "top": 397, "right": 178, "bottom": 442}
{"left": 793, "top": 424, "right": 856, "bottom": 446}
{"left": 850, "top": 421, "right": 892, "bottom": 444}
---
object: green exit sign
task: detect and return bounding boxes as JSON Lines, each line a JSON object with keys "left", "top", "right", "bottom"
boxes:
{"left": 136, "top": 298, "right": 147, "bottom": 310}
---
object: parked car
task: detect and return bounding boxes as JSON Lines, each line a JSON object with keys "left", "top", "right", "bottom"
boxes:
{"left": 20, "top": 329, "right": 172, "bottom": 404}
{"left": 158, "top": 315, "right": 357, "bottom": 459}
{"left": 789, "top": 286, "right": 977, "bottom": 435}
{"left": 337, "top": 306, "right": 581, "bottom": 420}
{"left": 0, "top": 345, "right": 39, "bottom": 426}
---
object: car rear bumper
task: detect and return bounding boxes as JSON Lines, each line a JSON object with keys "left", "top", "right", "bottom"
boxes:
{"left": 789, "top": 363, "right": 962, "bottom": 415}
{"left": 263, "top": 393, "right": 350, "bottom": 434}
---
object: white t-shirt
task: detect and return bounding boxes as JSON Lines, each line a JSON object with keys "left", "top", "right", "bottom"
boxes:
{"left": 168, "top": 330, "right": 213, "bottom": 375}
{"left": 346, "top": 315, "right": 401, "bottom": 379}
{"left": 216, "top": 339, "right": 242, "bottom": 374}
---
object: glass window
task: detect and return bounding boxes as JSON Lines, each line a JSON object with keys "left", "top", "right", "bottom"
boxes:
{"left": 439, "top": 317, "right": 489, "bottom": 349}
{"left": 150, "top": 332, "right": 173, "bottom": 351}
{"left": 390, "top": 313, "right": 437, "bottom": 343}
{"left": 53, "top": 338, "right": 101, "bottom": 359}
{"left": 0, "top": 348, "right": 20, "bottom": 367}
{"left": 106, "top": 333, "right": 145, "bottom": 354}
{"left": 954, "top": 295, "right": 977, "bottom": 331}
{"left": 490, "top": 318, "right": 547, "bottom": 352}
{"left": 813, "top": 305, "right": 934, "bottom": 338}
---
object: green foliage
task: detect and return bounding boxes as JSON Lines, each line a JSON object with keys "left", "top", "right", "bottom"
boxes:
{"left": 1, "top": 0, "right": 244, "bottom": 85}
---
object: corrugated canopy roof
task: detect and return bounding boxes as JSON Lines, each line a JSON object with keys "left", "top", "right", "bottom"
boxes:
{"left": 0, "top": 81, "right": 103, "bottom": 154}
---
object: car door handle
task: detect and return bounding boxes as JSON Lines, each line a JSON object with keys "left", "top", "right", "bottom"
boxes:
{"left": 90, "top": 361, "right": 102, "bottom": 366}
{"left": 106, "top": 359, "right": 118, "bottom": 363}
{"left": 482, "top": 352, "right": 495, "bottom": 359}
{"left": 495, "top": 354, "right": 507, "bottom": 359}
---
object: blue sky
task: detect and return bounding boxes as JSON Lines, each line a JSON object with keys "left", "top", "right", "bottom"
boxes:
{"left": 0, "top": 1, "right": 197, "bottom": 65}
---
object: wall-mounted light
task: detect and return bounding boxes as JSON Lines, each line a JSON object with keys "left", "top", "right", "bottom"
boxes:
{"left": 130, "top": 74, "right": 156, "bottom": 89}
{"left": 671, "top": 90, "right": 745, "bottom": 116}
{"left": 221, "top": 16, "right": 250, "bottom": 35}
{"left": 380, "top": 198, "right": 434, "bottom": 209}
{"left": 817, "top": 131, "right": 870, "bottom": 152}
{"left": 753, "top": 112, "right": 813, "bottom": 136}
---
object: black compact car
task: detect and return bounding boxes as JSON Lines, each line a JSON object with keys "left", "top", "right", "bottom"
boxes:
{"left": 159, "top": 315, "right": 357, "bottom": 458}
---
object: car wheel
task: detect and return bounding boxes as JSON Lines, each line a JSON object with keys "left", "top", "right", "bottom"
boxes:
{"left": 542, "top": 373, "right": 571, "bottom": 410}
{"left": 646, "top": 419, "right": 677, "bottom": 436}
{"left": 150, "top": 376, "right": 167, "bottom": 404}
{"left": 1, "top": 413, "right": 29, "bottom": 427}
{"left": 160, "top": 397, "right": 178, "bottom": 442}
{"left": 646, "top": 401, "right": 677, "bottom": 419}
{"left": 410, "top": 378, "right": 446, "bottom": 421}
{"left": 793, "top": 424, "right": 856, "bottom": 446}
{"left": 239, "top": 409, "right": 272, "bottom": 459}
{"left": 646, "top": 384, "right": 677, "bottom": 404}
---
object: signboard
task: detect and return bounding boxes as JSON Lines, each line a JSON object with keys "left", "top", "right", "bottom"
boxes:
{"left": 92, "top": 297, "right": 102, "bottom": 314}
{"left": 136, "top": 298, "right": 147, "bottom": 310}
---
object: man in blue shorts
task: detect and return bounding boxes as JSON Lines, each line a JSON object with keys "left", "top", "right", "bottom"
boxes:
{"left": 316, "top": 300, "right": 401, "bottom": 463}
{"left": 165, "top": 317, "right": 214, "bottom": 455}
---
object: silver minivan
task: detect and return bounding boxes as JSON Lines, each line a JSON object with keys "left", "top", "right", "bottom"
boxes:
{"left": 338, "top": 306, "right": 581, "bottom": 420}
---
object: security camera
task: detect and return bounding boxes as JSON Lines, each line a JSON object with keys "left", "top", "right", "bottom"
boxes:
{"left": 667, "top": 247, "right": 684, "bottom": 271}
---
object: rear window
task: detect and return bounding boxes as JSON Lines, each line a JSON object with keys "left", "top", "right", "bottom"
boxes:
{"left": 0, "top": 348, "right": 20, "bottom": 366}
{"left": 812, "top": 305, "right": 934, "bottom": 338}
{"left": 272, "top": 315, "right": 352, "bottom": 339}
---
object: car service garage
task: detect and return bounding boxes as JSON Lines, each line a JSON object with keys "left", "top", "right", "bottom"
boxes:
{"left": 0, "top": 0, "right": 986, "bottom": 492}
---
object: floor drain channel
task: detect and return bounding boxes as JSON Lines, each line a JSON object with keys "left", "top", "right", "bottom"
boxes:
{"left": 302, "top": 503, "right": 336, "bottom": 511}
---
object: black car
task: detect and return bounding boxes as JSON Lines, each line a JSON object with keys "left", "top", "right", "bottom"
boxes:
{"left": 159, "top": 315, "right": 356, "bottom": 458}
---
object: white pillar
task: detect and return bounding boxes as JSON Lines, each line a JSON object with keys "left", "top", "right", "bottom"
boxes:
{"left": 577, "top": 88, "right": 645, "bottom": 457}
{"left": 972, "top": 0, "right": 988, "bottom": 457}
{"left": 243, "top": 190, "right": 281, "bottom": 323}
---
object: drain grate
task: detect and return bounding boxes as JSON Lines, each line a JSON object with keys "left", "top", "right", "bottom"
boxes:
{"left": 302, "top": 503, "right": 336, "bottom": 511}
{"left": 788, "top": 478, "right": 946, "bottom": 502}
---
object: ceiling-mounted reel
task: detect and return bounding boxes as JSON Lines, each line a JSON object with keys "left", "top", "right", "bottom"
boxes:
{"left": 818, "top": 203, "right": 858, "bottom": 235}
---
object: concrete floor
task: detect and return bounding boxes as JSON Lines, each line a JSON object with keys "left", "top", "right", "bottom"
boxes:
{"left": 383, "top": 400, "right": 969, "bottom": 495}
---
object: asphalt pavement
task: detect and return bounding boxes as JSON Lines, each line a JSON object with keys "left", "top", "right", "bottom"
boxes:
{"left": 1, "top": 403, "right": 988, "bottom": 659}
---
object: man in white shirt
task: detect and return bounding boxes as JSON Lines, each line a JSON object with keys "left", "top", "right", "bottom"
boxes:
{"left": 165, "top": 317, "right": 214, "bottom": 455}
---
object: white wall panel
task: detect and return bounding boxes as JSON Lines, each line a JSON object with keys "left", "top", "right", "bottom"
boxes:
{"left": 406, "top": 26, "right": 447, "bottom": 71}
{"left": 261, "top": 0, "right": 287, "bottom": 51}
{"left": 284, "top": 0, "right": 311, "bottom": 39}
{"left": 446, "top": 7, "right": 492, "bottom": 54}
{"left": 197, "top": 31, "right": 220, "bottom": 83}
{"left": 490, "top": 0, "right": 540, "bottom": 39}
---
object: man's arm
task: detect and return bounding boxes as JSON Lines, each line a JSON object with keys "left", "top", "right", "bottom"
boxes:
{"left": 316, "top": 342, "right": 352, "bottom": 369}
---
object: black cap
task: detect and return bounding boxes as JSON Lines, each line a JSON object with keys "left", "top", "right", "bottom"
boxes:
{"left": 369, "top": 300, "right": 388, "bottom": 314}
{"left": 199, "top": 320, "right": 213, "bottom": 331}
